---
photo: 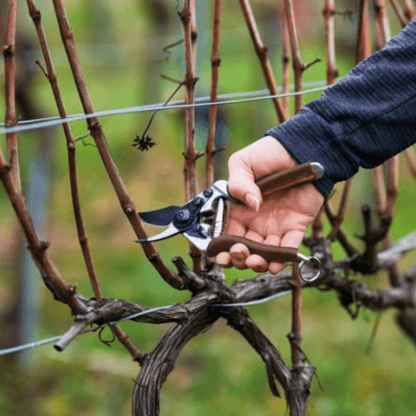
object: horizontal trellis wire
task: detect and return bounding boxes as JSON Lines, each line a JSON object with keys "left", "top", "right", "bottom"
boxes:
{"left": 0, "top": 81, "right": 329, "bottom": 135}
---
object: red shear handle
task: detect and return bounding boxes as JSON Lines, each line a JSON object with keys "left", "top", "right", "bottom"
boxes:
{"left": 206, "top": 235, "right": 300, "bottom": 263}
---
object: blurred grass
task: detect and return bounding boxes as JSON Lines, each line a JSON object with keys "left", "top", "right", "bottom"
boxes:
{"left": 1, "top": 0, "right": 416, "bottom": 415}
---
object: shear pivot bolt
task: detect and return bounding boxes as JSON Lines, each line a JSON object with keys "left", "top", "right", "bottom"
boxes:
{"left": 175, "top": 209, "right": 191, "bottom": 222}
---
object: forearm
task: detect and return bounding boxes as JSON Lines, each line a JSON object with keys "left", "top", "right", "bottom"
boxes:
{"left": 266, "top": 19, "right": 416, "bottom": 197}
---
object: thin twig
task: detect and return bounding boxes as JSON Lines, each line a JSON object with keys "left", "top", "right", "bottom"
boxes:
{"left": 374, "top": 5, "right": 395, "bottom": 217}
{"left": 205, "top": 0, "right": 222, "bottom": 188}
{"left": 312, "top": 205, "right": 325, "bottom": 239}
{"left": 314, "top": 0, "right": 336, "bottom": 237}
{"left": 290, "top": 264, "right": 303, "bottom": 367}
{"left": 388, "top": 0, "right": 409, "bottom": 26}
{"left": 356, "top": 0, "right": 372, "bottom": 63}
{"left": 374, "top": 0, "right": 391, "bottom": 49}
{"left": 3, "top": 0, "right": 20, "bottom": 191}
{"left": 112, "top": 325, "right": 141, "bottom": 358}
{"left": 323, "top": 0, "right": 338, "bottom": 85}
{"left": 328, "top": 179, "right": 351, "bottom": 240}
{"left": 403, "top": 0, "right": 416, "bottom": 22}
{"left": 160, "top": 74, "right": 183, "bottom": 84}
{"left": 51, "top": 0, "right": 182, "bottom": 289}
{"left": 325, "top": 201, "right": 358, "bottom": 257}
{"left": 284, "top": 0, "right": 305, "bottom": 114}
{"left": 280, "top": 4, "right": 291, "bottom": 119}
{"left": 383, "top": 157, "right": 398, "bottom": 218}
{"left": 26, "top": 0, "right": 103, "bottom": 301}
{"left": 139, "top": 81, "right": 184, "bottom": 142}
{"left": 372, "top": 3, "right": 401, "bottom": 286}
{"left": 190, "top": 0, "right": 197, "bottom": 64}
{"left": 373, "top": 166, "right": 387, "bottom": 215}
{"left": 179, "top": 0, "right": 199, "bottom": 199}
{"left": 405, "top": 147, "right": 416, "bottom": 178}
{"left": 239, "top": 0, "right": 286, "bottom": 123}
{"left": 382, "top": 157, "right": 402, "bottom": 287}
{"left": 179, "top": 0, "right": 203, "bottom": 271}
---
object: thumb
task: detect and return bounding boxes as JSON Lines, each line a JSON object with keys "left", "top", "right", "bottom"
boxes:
{"left": 228, "top": 158, "right": 262, "bottom": 212}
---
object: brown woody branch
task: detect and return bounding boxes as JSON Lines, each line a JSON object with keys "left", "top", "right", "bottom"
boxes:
{"left": 405, "top": 147, "right": 416, "bottom": 178}
{"left": 383, "top": 158, "right": 398, "bottom": 218}
{"left": 356, "top": 0, "right": 402, "bottom": 285}
{"left": 356, "top": 0, "right": 372, "bottom": 63}
{"left": 51, "top": 0, "right": 182, "bottom": 290}
{"left": 327, "top": 179, "right": 351, "bottom": 240}
{"left": 290, "top": 265, "right": 304, "bottom": 368}
{"left": 239, "top": 0, "right": 286, "bottom": 123}
{"left": 374, "top": 0, "right": 391, "bottom": 49}
{"left": 373, "top": 165, "right": 387, "bottom": 214}
{"left": 132, "top": 268, "right": 311, "bottom": 416}
{"left": 26, "top": 0, "right": 102, "bottom": 302}
{"left": 133, "top": 303, "right": 219, "bottom": 416}
{"left": 224, "top": 303, "right": 315, "bottom": 415}
{"left": 280, "top": 5, "right": 291, "bottom": 119}
{"left": 3, "top": 0, "right": 20, "bottom": 191}
{"left": 27, "top": 0, "right": 141, "bottom": 356}
{"left": 389, "top": 0, "right": 409, "bottom": 26}
{"left": 190, "top": 0, "right": 197, "bottom": 64}
{"left": 0, "top": 153, "right": 83, "bottom": 314}
{"left": 55, "top": 296, "right": 189, "bottom": 352}
{"left": 283, "top": 0, "right": 305, "bottom": 114}
{"left": 382, "top": 157, "right": 402, "bottom": 287}
{"left": 129, "top": 235, "right": 416, "bottom": 415}
{"left": 279, "top": 0, "right": 307, "bottom": 385}
{"left": 372, "top": 5, "right": 402, "bottom": 287}
{"left": 205, "top": 0, "right": 222, "bottom": 188}
{"left": 323, "top": 0, "right": 338, "bottom": 85}
{"left": 403, "top": 0, "right": 416, "bottom": 22}
{"left": 179, "top": 0, "right": 199, "bottom": 201}
{"left": 179, "top": 0, "right": 203, "bottom": 271}
{"left": 350, "top": 205, "right": 392, "bottom": 274}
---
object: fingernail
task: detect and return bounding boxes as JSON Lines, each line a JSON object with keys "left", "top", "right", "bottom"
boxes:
{"left": 245, "top": 193, "right": 260, "bottom": 211}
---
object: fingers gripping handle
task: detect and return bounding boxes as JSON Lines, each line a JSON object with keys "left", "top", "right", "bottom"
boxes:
{"left": 206, "top": 162, "right": 324, "bottom": 280}
{"left": 207, "top": 235, "right": 321, "bottom": 282}
{"left": 208, "top": 162, "right": 324, "bottom": 262}
{"left": 206, "top": 235, "right": 300, "bottom": 263}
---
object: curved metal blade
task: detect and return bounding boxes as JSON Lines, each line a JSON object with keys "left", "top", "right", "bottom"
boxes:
{"left": 212, "top": 198, "right": 225, "bottom": 239}
{"left": 136, "top": 223, "right": 181, "bottom": 243}
{"left": 139, "top": 205, "right": 180, "bottom": 226}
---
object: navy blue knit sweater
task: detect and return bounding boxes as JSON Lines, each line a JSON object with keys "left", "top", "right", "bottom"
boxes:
{"left": 266, "top": 19, "right": 416, "bottom": 197}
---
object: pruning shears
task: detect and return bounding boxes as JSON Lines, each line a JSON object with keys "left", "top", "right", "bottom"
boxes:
{"left": 137, "top": 162, "right": 324, "bottom": 282}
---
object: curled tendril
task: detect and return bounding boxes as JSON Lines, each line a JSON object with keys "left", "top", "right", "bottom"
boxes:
{"left": 98, "top": 325, "right": 116, "bottom": 347}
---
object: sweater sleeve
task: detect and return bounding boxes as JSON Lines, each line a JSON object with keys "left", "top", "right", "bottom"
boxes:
{"left": 266, "top": 19, "right": 416, "bottom": 197}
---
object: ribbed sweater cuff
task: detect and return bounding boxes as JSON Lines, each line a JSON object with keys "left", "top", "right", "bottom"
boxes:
{"left": 265, "top": 109, "right": 357, "bottom": 198}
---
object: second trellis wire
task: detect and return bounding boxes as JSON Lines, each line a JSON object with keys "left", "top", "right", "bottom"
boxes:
{"left": 0, "top": 290, "right": 292, "bottom": 356}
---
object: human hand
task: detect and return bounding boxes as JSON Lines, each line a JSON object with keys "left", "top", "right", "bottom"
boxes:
{"left": 213, "top": 136, "right": 324, "bottom": 274}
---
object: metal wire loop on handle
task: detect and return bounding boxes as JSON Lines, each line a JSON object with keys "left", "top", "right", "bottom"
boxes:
{"left": 298, "top": 254, "right": 321, "bottom": 282}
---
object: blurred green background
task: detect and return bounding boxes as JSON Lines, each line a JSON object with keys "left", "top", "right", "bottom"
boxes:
{"left": 1, "top": 0, "right": 416, "bottom": 415}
